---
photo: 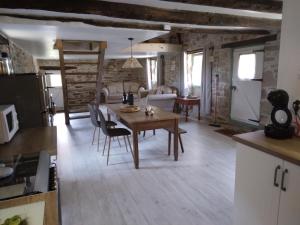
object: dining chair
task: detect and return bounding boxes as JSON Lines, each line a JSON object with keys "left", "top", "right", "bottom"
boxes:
{"left": 88, "top": 103, "right": 117, "bottom": 152}
{"left": 98, "top": 108, "right": 133, "bottom": 165}
{"left": 166, "top": 127, "right": 187, "bottom": 155}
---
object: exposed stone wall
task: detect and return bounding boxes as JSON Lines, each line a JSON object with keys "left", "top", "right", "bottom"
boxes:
{"left": 38, "top": 58, "right": 147, "bottom": 111}
{"left": 260, "top": 39, "right": 280, "bottom": 125}
{"left": 182, "top": 32, "right": 259, "bottom": 122}
{"left": 38, "top": 58, "right": 147, "bottom": 86}
{"left": 163, "top": 54, "right": 181, "bottom": 88}
{"left": 0, "top": 40, "right": 36, "bottom": 74}
{"left": 157, "top": 32, "right": 280, "bottom": 123}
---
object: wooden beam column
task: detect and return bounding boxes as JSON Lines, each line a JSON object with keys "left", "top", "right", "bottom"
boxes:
{"left": 96, "top": 42, "right": 107, "bottom": 105}
{"left": 56, "top": 39, "right": 70, "bottom": 125}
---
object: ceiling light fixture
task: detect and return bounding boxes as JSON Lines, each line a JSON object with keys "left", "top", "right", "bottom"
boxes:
{"left": 122, "top": 37, "right": 143, "bottom": 69}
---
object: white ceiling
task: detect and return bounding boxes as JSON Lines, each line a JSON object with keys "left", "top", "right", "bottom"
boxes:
{"left": 107, "top": 0, "right": 282, "bottom": 20}
{"left": 0, "top": 0, "right": 282, "bottom": 60}
{"left": 0, "top": 16, "right": 169, "bottom": 59}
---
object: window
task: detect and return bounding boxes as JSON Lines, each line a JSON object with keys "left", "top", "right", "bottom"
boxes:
{"left": 238, "top": 53, "right": 256, "bottom": 80}
{"left": 147, "top": 58, "right": 158, "bottom": 89}
{"left": 49, "top": 74, "right": 62, "bottom": 87}
{"left": 184, "top": 51, "right": 203, "bottom": 94}
{"left": 191, "top": 53, "right": 203, "bottom": 86}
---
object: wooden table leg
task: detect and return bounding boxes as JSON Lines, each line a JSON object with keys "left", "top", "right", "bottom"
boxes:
{"left": 185, "top": 105, "right": 188, "bottom": 122}
{"left": 132, "top": 129, "right": 139, "bottom": 169}
{"left": 173, "top": 119, "right": 179, "bottom": 161}
{"left": 198, "top": 100, "right": 201, "bottom": 120}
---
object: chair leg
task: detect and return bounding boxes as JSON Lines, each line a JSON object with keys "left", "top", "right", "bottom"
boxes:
{"left": 168, "top": 132, "right": 171, "bottom": 156}
{"left": 126, "top": 135, "right": 134, "bottom": 159}
{"left": 102, "top": 135, "right": 107, "bottom": 156}
{"left": 117, "top": 136, "right": 121, "bottom": 147}
{"left": 92, "top": 127, "right": 96, "bottom": 145}
{"left": 123, "top": 136, "right": 129, "bottom": 152}
{"left": 107, "top": 137, "right": 111, "bottom": 166}
{"left": 97, "top": 127, "right": 101, "bottom": 152}
{"left": 143, "top": 131, "right": 146, "bottom": 137}
{"left": 153, "top": 129, "right": 156, "bottom": 135}
{"left": 179, "top": 134, "right": 184, "bottom": 153}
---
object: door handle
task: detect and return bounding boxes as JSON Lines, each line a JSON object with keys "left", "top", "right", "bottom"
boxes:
{"left": 231, "top": 85, "right": 237, "bottom": 91}
{"left": 273, "top": 165, "right": 281, "bottom": 187}
{"left": 281, "top": 169, "right": 288, "bottom": 191}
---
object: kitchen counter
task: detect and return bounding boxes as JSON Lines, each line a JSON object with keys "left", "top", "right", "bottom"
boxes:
{"left": 233, "top": 130, "right": 300, "bottom": 166}
{"left": 0, "top": 126, "right": 57, "bottom": 159}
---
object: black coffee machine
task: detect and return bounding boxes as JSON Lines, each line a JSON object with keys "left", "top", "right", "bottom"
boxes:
{"left": 264, "top": 89, "right": 295, "bottom": 139}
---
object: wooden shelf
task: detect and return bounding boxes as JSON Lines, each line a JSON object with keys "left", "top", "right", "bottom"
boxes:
{"left": 64, "top": 61, "right": 98, "bottom": 65}
{"left": 65, "top": 72, "right": 98, "bottom": 76}
{"left": 66, "top": 81, "right": 97, "bottom": 84}
{"left": 63, "top": 51, "right": 100, "bottom": 55}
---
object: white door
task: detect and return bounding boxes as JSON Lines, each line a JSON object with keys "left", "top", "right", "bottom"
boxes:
{"left": 277, "top": 161, "right": 300, "bottom": 225}
{"left": 231, "top": 46, "right": 264, "bottom": 125}
{"left": 234, "top": 144, "right": 282, "bottom": 225}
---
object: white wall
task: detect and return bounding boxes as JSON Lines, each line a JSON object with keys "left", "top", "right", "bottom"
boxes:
{"left": 278, "top": 0, "right": 300, "bottom": 103}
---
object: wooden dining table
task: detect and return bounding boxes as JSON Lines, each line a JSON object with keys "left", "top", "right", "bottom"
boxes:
{"left": 106, "top": 104, "right": 180, "bottom": 169}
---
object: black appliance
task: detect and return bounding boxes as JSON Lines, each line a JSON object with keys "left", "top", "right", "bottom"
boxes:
{"left": 264, "top": 89, "right": 294, "bottom": 139}
{"left": 127, "top": 92, "right": 134, "bottom": 105}
{"left": 0, "top": 151, "right": 57, "bottom": 201}
{"left": 0, "top": 73, "right": 47, "bottom": 128}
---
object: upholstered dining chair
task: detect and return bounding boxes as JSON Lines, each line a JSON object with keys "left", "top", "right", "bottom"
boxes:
{"left": 88, "top": 103, "right": 117, "bottom": 152}
{"left": 98, "top": 108, "right": 133, "bottom": 165}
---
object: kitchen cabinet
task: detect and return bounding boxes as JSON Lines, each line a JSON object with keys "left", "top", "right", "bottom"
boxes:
{"left": 277, "top": 161, "right": 300, "bottom": 225}
{"left": 233, "top": 133, "right": 300, "bottom": 225}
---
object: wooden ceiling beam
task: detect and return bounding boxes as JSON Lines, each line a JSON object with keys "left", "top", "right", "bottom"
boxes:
{"left": 0, "top": 13, "right": 164, "bottom": 31}
{"left": 0, "top": 14, "right": 273, "bottom": 35}
{"left": 0, "top": 0, "right": 281, "bottom": 30}
{"left": 160, "top": 0, "right": 282, "bottom": 14}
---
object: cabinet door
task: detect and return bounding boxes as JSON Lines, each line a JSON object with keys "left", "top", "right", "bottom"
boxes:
{"left": 277, "top": 161, "right": 300, "bottom": 225}
{"left": 234, "top": 143, "right": 282, "bottom": 225}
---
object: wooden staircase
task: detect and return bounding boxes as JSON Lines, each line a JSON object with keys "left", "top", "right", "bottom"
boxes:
{"left": 55, "top": 39, "right": 107, "bottom": 124}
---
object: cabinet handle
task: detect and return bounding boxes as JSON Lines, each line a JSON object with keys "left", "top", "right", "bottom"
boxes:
{"left": 281, "top": 169, "right": 288, "bottom": 192}
{"left": 273, "top": 165, "right": 281, "bottom": 187}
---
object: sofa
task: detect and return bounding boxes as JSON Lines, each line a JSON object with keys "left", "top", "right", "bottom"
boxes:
{"left": 146, "top": 85, "right": 178, "bottom": 112}
{"left": 102, "top": 81, "right": 145, "bottom": 103}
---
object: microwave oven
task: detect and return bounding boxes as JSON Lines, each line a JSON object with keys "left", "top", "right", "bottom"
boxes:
{"left": 0, "top": 104, "right": 19, "bottom": 144}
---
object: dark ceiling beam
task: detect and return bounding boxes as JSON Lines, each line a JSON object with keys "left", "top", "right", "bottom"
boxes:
{"left": 0, "top": 0, "right": 281, "bottom": 30}
{"left": 0, "top": 33, "right": 9, "bottom": 45}
{"left": 221, "top": 34, "right": 278, "bottom": 48}
{"left": 0, "top": 13, "right": 272, "bottom": 35}
{"left": 161, "top": 0, "right": 282, "bottom": 14}
{"left": 0, "top": 13, "right": 165, "bottom": 31}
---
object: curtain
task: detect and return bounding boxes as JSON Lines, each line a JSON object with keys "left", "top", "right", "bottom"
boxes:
{"left": 200, "top": 48, "right": 212, "bottom": 116}
{"left": 146, "top": 59, "right": 152, "bottom": 89}
{"left": 146, "top": 58, "right": 158, "bottom": 90}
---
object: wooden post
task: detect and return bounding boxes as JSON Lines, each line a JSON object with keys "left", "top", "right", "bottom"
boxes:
{"left": 96, "top": 42, "right": 107, "bottom": 106}
{"left": 56, "top": 39, "right": 70, "bottom": 125}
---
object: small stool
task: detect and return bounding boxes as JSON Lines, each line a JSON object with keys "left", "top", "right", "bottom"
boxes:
{"left": 165, "top": 127, "right": 187, "bottom": 155}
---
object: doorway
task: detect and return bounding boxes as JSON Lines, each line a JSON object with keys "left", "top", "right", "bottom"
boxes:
{"left": 230, "top": 46, "right": 264, "bottom": 126}
{"left": 184, "top": 51, "right": 203, "bottom": 96}
{"left": 45, "top": 73, "right": 64, "bottom": 111}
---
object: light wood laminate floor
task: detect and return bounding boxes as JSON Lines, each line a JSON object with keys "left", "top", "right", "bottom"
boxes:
{"left": 54, "top": 110, "right": 236, "bottom": 225}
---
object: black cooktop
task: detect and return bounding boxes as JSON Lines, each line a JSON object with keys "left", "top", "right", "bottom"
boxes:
{"left": 0, "top": 153, "right": 40, "bottom": 200}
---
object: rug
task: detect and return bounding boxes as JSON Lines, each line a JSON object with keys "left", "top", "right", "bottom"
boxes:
{"left": 214, "top": 128, "right": 244, "bottom": 137}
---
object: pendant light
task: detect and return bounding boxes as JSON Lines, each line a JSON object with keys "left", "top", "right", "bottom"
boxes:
{"left": 122, "top": 38, "right": 143, "bottom": 69}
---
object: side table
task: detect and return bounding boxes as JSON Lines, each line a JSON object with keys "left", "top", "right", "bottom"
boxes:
{"left": 175, "top": 97, "right": 201, "bottom": 122}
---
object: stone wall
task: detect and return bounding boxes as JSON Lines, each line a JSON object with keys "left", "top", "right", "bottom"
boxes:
{"left": 260, "top": 38, "right": 280, "bottom": 125}
{"left": 157, "top": 32, "right": 280, "bottom": 124}
{"left": 163, "top": 54, "right": 181, "bottom": 88}
{"left": 0, "top": 40, "right": 36, "bottom": 74}
{"left": 38, "top": 58, "right": 147, "bottom": 111}
{"left": 38, "top": 58, "right": 147, "bottom": 86}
